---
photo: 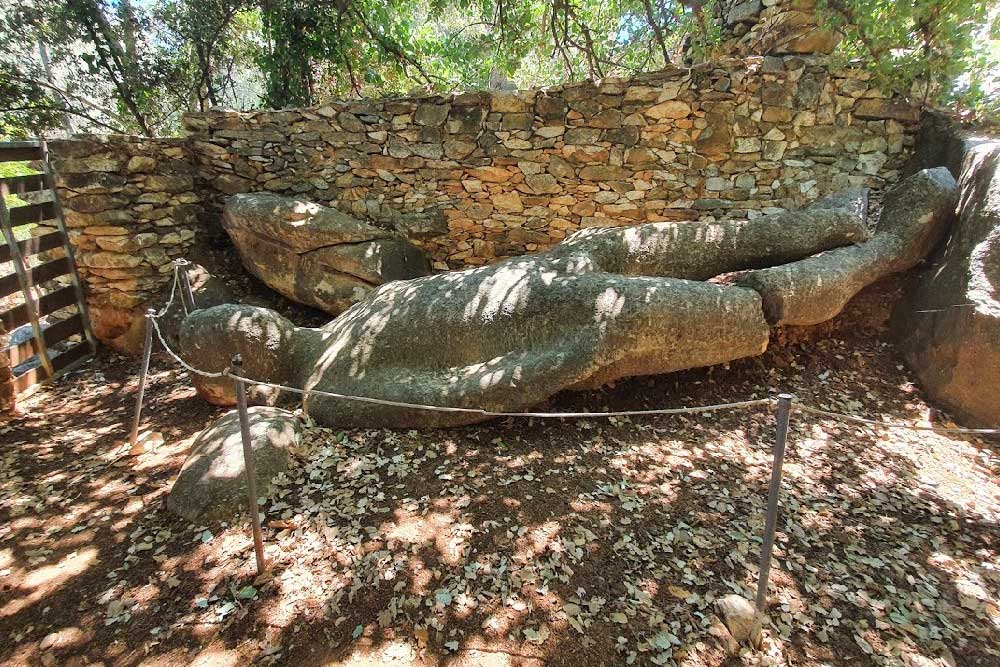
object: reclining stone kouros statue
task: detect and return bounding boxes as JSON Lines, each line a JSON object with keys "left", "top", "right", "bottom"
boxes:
{"left": 180, "top": 168, "right": 957, "bottom": 428}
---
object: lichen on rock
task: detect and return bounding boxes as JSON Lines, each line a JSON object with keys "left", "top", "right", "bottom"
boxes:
{"left": 179, "top": 175, "right": 954, "bottom": 428}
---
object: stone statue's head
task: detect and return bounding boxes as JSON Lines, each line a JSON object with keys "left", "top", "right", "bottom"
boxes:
{"left": 179, "top": 304, "right": 297, "bottom": 406}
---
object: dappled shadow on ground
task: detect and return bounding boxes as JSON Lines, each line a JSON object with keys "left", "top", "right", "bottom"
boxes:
{"left": 0, "top": 349, "right": 227, "bottom": 666}
{"left": 1, "top": 322, "right": 998, "bottom": 667}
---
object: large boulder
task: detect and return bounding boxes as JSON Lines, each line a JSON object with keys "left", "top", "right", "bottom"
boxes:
{"left": 893, "top": 128, "right": 1000, "bottom": 427}
{"left": 223, "top": 193, "right": 431, "bottom": 314}
{"left": 180, "top": 190, "right": 875, "bottom": 427}
{"left": 737, "top": 168, "right": 958, "bottom": 326}
{"left": 167, "top": 407, "right": 301, "bottom": 523}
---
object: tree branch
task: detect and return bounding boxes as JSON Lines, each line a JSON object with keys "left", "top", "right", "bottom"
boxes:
{"left": 70, "top": 0, "right": 153, "bottom": 135}
{"left": 19, "top": 75, "right": 133, "bottom": 129}
{"left": 0, "top": 105, "right": 126, "bottom": 133}
{"left": 349, "top": 5, "right": 437, "bottom": 86}
{"left": 642, "top": 0, "right": 671, "bottom": 64}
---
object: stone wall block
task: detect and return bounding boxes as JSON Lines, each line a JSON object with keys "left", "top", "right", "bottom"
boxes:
{"left": 415, "top": 104, "right": 451, "bottom": 126}
{"left": 49, "top": 136, "right": 203, "bottom": 353}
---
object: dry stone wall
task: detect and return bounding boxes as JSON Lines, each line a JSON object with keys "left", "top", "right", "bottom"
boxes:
{"left": 48, "top": 136, "right": 201, "bottom": 349}
{"left": 184, "top": 55, "right": 917, "bottom": 269}
{"left": 47, "top": 55, "right": 918, "bottom": 350}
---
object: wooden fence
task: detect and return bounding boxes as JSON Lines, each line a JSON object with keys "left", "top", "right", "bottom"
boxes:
{"left": 0, "top": 140, "right": 95, "bottom": 403}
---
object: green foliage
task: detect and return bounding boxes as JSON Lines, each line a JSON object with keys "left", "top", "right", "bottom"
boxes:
{"left": 257, "top": 0, "right": 446, "bottom": 107}
{"left": 0, "top": 60, "right": 66, "bottom": 139}
{"left": 0, "top": 161, "right": 38, "bottom": 210}
{"left": 2, "top": 0, "right": 187, "bottom": 136}
{"left": 258, "top": 0, "right": 356, "bottom": 106}
{"left": 61, "top": 0, "right": 192, "bottom": 134}
{"left": 820, "top": 0, "right": 999, "bottom": 119}
{"left": 0, "top": 0, "right": 996, "bottom": 132}
{"left": 2, "top": 0, "right": 261, "bottom": 136}
{"left": 254, "top": 0, "right": 704, "bottom": 106}
{"left": 0, "top": 162, "right": 35, "bottom": 179}
{"left": 159, "top": 0, "right": 262, "bottom": 110}
{"left": 952, "top": 7, "right": 1000, "bottom": 120}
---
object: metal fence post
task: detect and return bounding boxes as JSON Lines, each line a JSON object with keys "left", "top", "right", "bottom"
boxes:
{"left": 128, "top": 309, "right": 156, "bottom": 448}
{"left": 232, "top": 354, "right": 266, "bottom": 575}
{"left": 755, "top": 393, "right": 793, "bottom": 612}
{"left": 176, "top": 258, "right": 196, "bottom": 314}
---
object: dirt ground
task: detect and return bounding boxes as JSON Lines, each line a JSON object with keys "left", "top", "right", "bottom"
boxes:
{"left": 1, "top": 294, "right": 999, "bottom": 667}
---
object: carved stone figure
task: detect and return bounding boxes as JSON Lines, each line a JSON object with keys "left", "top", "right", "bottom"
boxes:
{"left": 182, "top": 169, "right": 957, "bottom": 428}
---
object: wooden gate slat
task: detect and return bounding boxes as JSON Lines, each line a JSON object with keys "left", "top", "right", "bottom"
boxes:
{"left": 0, "top": 256, "right": 71, "bottom": 297}
{"left": 1, "top": 180, "right": 55, "bottom": 381}
{"left": 51, "top": 340, "right": 92, "bottom": 373}
{"left": 0, "top": 174, "right": 46, "bottom": 197}
{"left": 7, "top": 336, "right": 38, "bottom": 367}
{"left": 0, "top": 303, "right": 29, "bottom": 330}
{"left": 1, "top": 139, "right": 95, "bottom": 400}
{"left": 43, "top": 313, "right": 86, "bottom": 345}
{"left": 0, "top": 231, "right": 64, "bottom": 263}
{"left": 0, "top": 272, "right": 18, "bottom": 298}
{"left": 11, "top": 365, "right": 47, "bottom": 393}
{"left": 9, "top": 201, "right": 56, "bottom": 226}
{"left": 10, "top": 341, "right": 93, "bottom": 393}
{"left": 31, "top": 256, "right": 72, "bottom": 284}
{"left": 0, "top": 143, "right": 43, "bottom": 162}
{"left": 1, "top": 284, "right": 78, "bottom": 329}
{"left": 37, "top": 285, "right": 78, "bottom": 316}
{"left": 5, "top": 313, "right": 86, "bottom": 367}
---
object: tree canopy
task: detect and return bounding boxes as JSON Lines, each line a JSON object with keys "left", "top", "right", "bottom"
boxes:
{"left": 0, "top": 0, "right": 997, "bottom": 138}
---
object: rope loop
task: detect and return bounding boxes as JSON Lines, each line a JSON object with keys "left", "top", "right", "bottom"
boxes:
{"left": 138, "top": 256, "right": 1000, "bottom": 434}
{"left": 151, "top": 264, "right": 180, "bottom": 319}
{"left": 226, "top": 371, "right": 772, "bottom": 418}
{"left": 149, "top": 317, "right": 228, "bottom": 378}
{"left": 794, "top": 404, "right": 1000, "bottom": 435}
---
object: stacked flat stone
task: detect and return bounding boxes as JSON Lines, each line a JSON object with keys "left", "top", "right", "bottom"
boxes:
{"left": 46, "top": 56, "right": 919, "bottom": 349}
{"left": 183, "top": 56, "right": 917, "bottom": 271}
{"left": 48, "top": 136, "right": 200, "bottom": 348}
{"left": 715, "top": 0, "right": 841, "bottom": 57}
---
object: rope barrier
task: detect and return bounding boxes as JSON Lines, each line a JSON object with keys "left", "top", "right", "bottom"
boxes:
{"left": 153, "top": 322, "right": 999, "bottom": 431}
{"left": 134, "top": 257, "right": 998, "bottom": 588}
{"left": 794, "top": 404, "right": 1000, "bottom": 435}
{"left": 153, "top": 262, "right": 181, "bottom": 318}
{"left": 140, "top": 257, "right": 1000, "bottom": 433}
{"left": 227, "top": 372, "right": 773, "bottom": 418}
{"left": 149, "top": 317, "right": 229, "bottom": 378}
